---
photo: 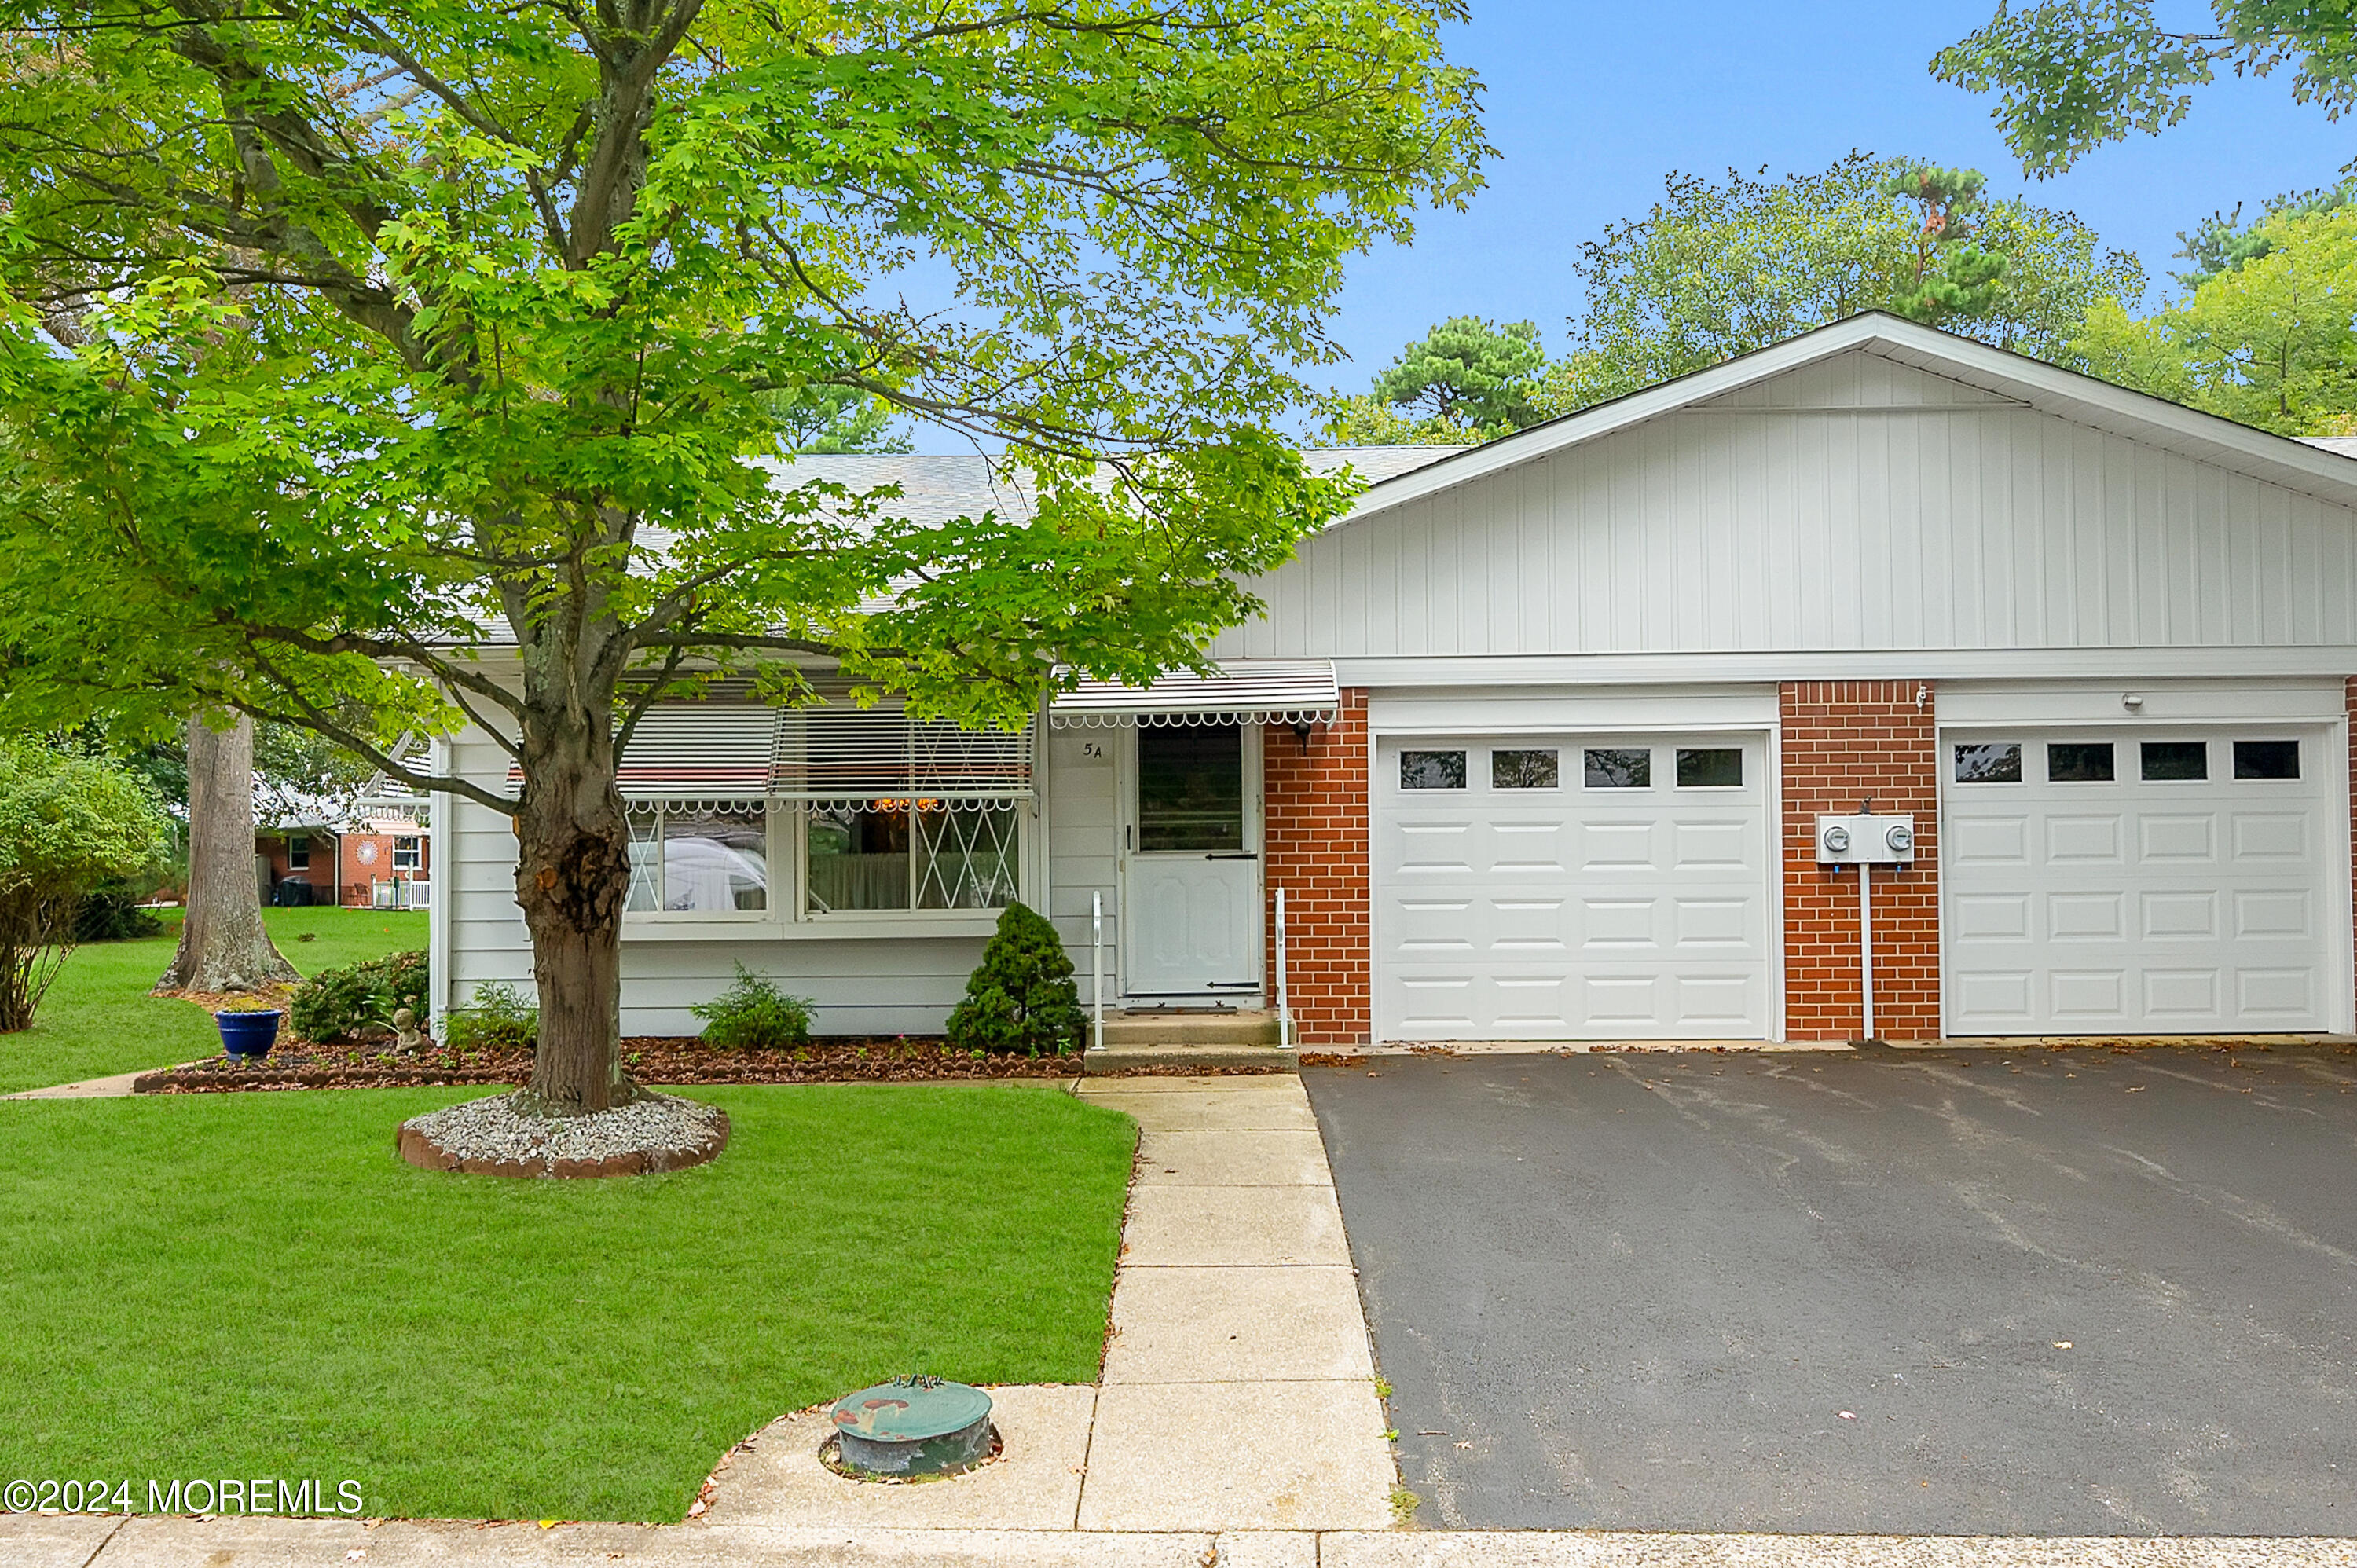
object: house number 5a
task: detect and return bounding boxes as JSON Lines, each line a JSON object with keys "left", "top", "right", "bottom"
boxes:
{"left": 1080, "top": 742, "right": 1106, "bottom": 760}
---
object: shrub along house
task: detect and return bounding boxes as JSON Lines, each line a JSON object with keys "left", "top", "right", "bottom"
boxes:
{"left": 426, "top": 313, "right": 2357, "bottom": 1045}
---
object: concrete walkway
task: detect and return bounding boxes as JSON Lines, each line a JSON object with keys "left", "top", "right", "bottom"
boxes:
{"left": 13, "top": 1514, "right": 2357, "bottom": 1566}
{"left": 2, "top": 1068, "right": 149, "bottom": 1099}
{"left": 697, "top": 1072, "right": 1395, "bottom": 1537}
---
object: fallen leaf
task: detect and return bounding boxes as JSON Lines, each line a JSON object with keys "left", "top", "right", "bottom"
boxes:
{"left": 2053, "top": 1341, "right": 2073, "bottom": 1350}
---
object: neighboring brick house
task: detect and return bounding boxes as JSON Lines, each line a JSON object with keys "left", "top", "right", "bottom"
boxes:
{"left": 426, "top": 313, "right": 2357, "bottom": 1045}
{"left": 255, "top": 823, "right": 431, "bottom": 907}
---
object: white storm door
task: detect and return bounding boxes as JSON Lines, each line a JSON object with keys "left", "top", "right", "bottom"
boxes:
{"left": 1943, "top": 729, "right": 2337, "bottom": 1034}
{"left": 1124, "top": 721, "right": 1261, "bottom": 995}
{"left": 1375, "top": 734, "right": 1772, "bottom": 1042}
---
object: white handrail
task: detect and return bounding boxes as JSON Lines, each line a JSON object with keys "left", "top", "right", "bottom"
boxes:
{"left": 1275, "top": 885, "right": 1293, "bottom": 1050}
{"left": 1091, "top": 889, "right": 1105, "bottom": 1053}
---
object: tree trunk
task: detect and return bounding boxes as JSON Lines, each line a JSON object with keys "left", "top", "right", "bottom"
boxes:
{"left": 511, "top": 701, "right": 636, "bottom": 1115}
{"left": 156, "top": 713, "right": 299, "bottom": 995}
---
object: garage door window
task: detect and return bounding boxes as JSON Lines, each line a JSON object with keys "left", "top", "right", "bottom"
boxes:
{"left": 1955, "top": 742, "right": 2023, "bottom": 783}
{"left": 1675, "top": 747, "right": 1743, "bottom": 788}
{"left": 2234, "top": 739, "right": 2300, "bottom": 779}
{"left": 1583, "top": 747, "right": 1651, "bottom": 788}
{"left": 1400, "top": 749, "right": 1467, "bottom": 789}
{"left": 2142, "top": 740, "right": 2208, "bottom": 781}
{"left": 2047, "top": 742, "right": 2114, "bottom": 782}
{"left": 1492, "top": 749, "right": 1560, "bottom": 789}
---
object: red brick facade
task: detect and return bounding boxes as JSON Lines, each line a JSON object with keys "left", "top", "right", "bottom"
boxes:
{"left": 1263, "top": 688, "right": 1372, "bottom": 1046}
{"left": 1780, "top": 681, "right": 1943, "bottom": 1042}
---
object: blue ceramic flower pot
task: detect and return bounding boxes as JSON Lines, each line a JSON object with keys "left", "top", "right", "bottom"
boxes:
{"left": 217, "top": 1009, "right": 282, "bottom": 1058}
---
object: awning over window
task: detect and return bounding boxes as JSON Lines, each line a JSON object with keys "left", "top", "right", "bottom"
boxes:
{"left": 507, "top": 701, "right": 1036, "bottom": 810}
{"left": 1047, "top": 659, "right": 1340, "bottom": 727}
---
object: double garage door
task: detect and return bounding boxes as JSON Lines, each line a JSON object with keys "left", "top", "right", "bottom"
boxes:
{"left": 1375, "top": 732, "right": 1773, "bottom": 1041}
{"left": 1944, "top": 727, "right": 2340, "bottom": 1035}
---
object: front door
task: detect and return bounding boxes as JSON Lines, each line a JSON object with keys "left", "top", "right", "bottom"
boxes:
{"left": 1125, "top": 721, "right": 1261, "bottom": 996}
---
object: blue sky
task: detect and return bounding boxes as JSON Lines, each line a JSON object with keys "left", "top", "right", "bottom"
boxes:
{"left": 1320, "top": 0, "right": 2345, "bottom": 394}
{"left": 909, "top": 2, "right": 2348, "bottom": 452}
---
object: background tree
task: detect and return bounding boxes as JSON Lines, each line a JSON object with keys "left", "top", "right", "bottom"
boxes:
{"left": 1882, "top": 163, "right": 2009, "bottom": 327}
{"left": 156, "top": 713, "right": 299, "bottom": 995}
{"left": 0, "top": 742, "right": 172, "bottom": 1030}
{"left": 2077, "top": 207, "right": 2357, "bottom": 433}
{"left": 1325, "top": 316, "right": 1547, "bottom": 444}
{"left": 2178, "top": 181, "right": 2357, "bottom": 288}
{"left": 1540, "top": 154, "right": 2143, "bottom": 413}
{"left": 0, "top": 1, "right": 1486, "bottom": 1119}
{"left": 1934, "top": 0, "right": 2357, "bottom": 178}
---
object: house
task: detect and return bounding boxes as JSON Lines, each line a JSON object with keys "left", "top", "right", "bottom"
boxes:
{"left": 254, "top": 820, "right": 431, "bottom": 908}
{"left": 425, "top": 313, "right": 2357, "bottom": 1043}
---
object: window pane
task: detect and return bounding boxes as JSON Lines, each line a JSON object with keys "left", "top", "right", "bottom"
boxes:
{"left": 2047, "top": 742, "right": 2114, "bottom": 782}
{"left": 1584, "top": 748, "right": 1651, "bottom": 788}
{"left": 2142, "top": 741, "right": 2208, "bottom": 781}
{"left": 625, "top": 812, "right": 661, "bottom": 912}
{"left": 918, "top": 801, "right": 1021, "bottom": 909}
{"left": 1139, "top": 723, "right": 1244, "bottom": 850}
{"left": 1676, "top": 747, "right": 1743, "bottom": 788}
{"left": 808, "top": 805, "right": 909, "bottom": 911}
{"left": 2234, "top": 739, "right": 2300, "bottom": 779}
{"left": 1492, "top": 749, "right": 1559, "bottom": 789}
{"left": 662, "top": 810, "right": 768, "bottom": 912}
{"left": 1400, "top": 749, "right": 1467, "bottom": 789}
{"left": 1955, "top": 743, "right": 2022, "bottom": 783}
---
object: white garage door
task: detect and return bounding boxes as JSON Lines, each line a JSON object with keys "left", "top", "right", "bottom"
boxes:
{"left": 1375, "top": 733, "right": 1773, "bottom": 1041}
{"left": 1943, "top": 728, "right": 2342, "bottom": 1035}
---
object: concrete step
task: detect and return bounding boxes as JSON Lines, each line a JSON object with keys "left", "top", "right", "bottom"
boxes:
{"left": 1098, "top": 1009, "right": 1283, "bottom": 1048}
{"left": 1085, "top": 1043, "right": 1300, "bottom": 1073}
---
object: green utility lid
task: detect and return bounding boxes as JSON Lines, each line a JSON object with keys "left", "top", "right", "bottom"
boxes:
{"left": 830, "top": 1377, "right": 992, "bottom": 1444}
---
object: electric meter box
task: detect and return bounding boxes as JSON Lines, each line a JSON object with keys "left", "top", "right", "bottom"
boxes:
{"left": 1816, "top": 813, "right": 1916, "bottom": 866}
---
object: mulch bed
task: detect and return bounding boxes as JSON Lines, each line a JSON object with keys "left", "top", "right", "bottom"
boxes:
{"left": 134, "top": 1037, "right": 1284, "bottom": 1093}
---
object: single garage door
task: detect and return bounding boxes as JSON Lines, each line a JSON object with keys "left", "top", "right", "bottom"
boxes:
{"left": 1375, "top": 733, "right": 1773, "bottom": 1041}
{"left": 1943, "top": 728, "right": 2341, "bottom": 1035}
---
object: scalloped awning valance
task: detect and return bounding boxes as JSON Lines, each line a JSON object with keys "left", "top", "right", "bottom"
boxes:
{"left": 1047, "top": 659, "right": 1339, "bottom": 728}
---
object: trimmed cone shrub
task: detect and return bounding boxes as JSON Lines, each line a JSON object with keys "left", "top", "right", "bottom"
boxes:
{"left": 945, "top": 900, "right": 1086, "bottom": 1056}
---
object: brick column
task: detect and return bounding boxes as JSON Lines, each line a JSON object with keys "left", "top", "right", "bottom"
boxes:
{"left": 1781, "top": 681, "right": 1943, "bottom": 1042}
{"left": 1263, "top": 689, "right": 1371, "bottom": 1047}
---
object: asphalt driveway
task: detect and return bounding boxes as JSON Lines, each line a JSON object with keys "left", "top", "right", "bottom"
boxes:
{"left": 1304, "top": 1046, "right": 2357, "bottom": 1534}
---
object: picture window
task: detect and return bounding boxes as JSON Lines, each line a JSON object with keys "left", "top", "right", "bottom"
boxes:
{"left": 2141, "top": 741, "right": 2208, "bottom": 782}
{"left": 1491, "top": 749, "right": 1560, "bottom": 789}
{"left": 2046, "top": 742, "right": 2114, "bottom": 782}
{"left": 627, "top": 807, "right": 768, "bottom": 914}
{"left": 1954, "top": 743, "right": 2023, "bottom": 783}
{"left": 1400, "top": 750, "right": 1467, "bottom": 790}
{"left": 1583, "top": 748, "right": 1651, "bottom": 789}
{"left": 2234, "top": 739, "right": 2300, "bottom": 780}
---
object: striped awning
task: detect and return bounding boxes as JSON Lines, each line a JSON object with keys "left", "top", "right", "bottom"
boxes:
{"left": 505, "top": 700, "right": 1035, "bottom": 808}
{"left": 1047, "top": 659, "right": 1340, "bottom": 727}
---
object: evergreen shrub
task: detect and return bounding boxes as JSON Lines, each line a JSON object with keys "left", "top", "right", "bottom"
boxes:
{"left": 945, "top": 901, "right": 1085, "bottom": 1056}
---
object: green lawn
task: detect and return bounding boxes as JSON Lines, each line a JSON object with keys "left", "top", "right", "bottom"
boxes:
{"left": 0, "top": 1083, "right": 1135, "bottom": 1522}
{"left": 0, "top": 907, "right": 427, "bottom": 1094}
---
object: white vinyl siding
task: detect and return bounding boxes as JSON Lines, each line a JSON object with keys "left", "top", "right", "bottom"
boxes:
{"left": 1211, "top": 350, "right": 2357, "bottom": 664}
